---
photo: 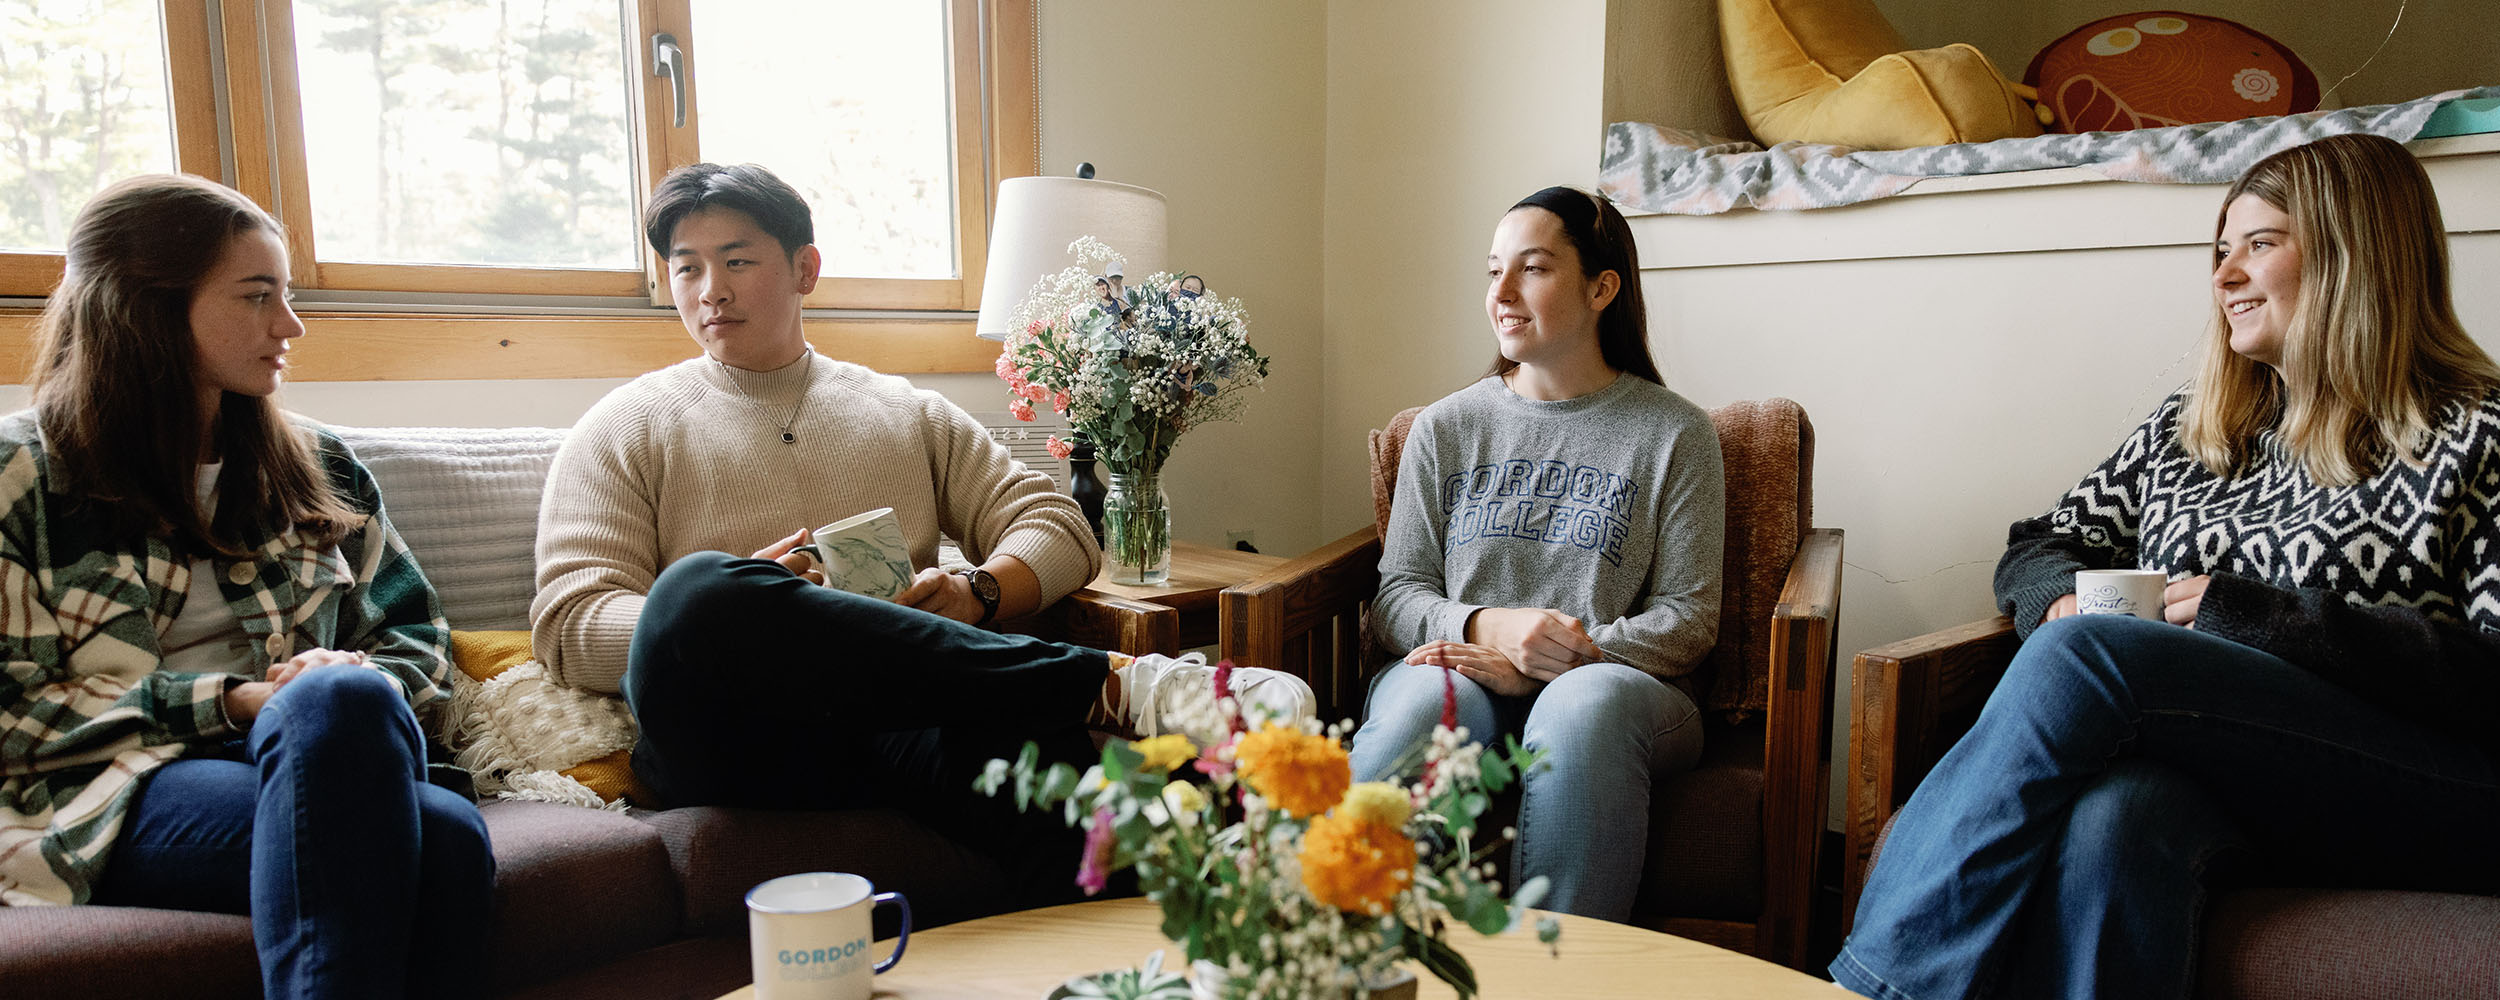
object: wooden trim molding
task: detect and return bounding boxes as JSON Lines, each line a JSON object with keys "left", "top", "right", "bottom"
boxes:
{"left": 0, "top": 311, "right": 1001, "bottom": 383}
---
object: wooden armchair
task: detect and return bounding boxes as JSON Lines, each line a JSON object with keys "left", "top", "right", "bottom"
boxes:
{"left": 1846, "top": 618, "right": 2500, "bottom": 998}
{"left": 1221, "top": 398, "right": 1843, "bottom": 970}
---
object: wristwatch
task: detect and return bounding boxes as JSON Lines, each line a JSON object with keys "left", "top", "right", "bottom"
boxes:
{"left": 956, "top": 567, "right": 1002, "bottom": 626}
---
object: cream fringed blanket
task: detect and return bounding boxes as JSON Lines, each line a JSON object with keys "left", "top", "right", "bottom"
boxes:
{"left": 439, "top": 631, "right": 644, "bottom": 810}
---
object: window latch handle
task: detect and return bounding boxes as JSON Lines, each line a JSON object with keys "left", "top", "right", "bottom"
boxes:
{"left": 651, "top": 33, "right": 686, "bottom": 129}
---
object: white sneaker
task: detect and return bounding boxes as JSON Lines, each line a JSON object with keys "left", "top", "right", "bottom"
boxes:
{"left": 1111, "top": 651, "right": 1315, "bottom": 744}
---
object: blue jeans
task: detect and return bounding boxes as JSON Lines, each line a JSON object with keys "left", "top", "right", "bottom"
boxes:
{"left": 1834, "top": 614, "right": 2500, "bottom": 1000}
{"left": 91, "top": 667, "right": 495, "bottom": 999}
{"left": 624, "top": 551, "right": 1102, "bottom": 903}
{"left": 1347, "top": 659, "right": 1702, "bottom": 921}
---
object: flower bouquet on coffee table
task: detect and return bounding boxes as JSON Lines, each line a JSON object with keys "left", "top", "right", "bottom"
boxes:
{"left": 992, "top": 237, "right": 1269, "bottom": 583}
{"left": 976, "top": 661, "right": 1557, "bottom": 1000}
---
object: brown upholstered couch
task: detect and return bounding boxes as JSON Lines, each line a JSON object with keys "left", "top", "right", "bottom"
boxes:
{"left": 0, "top": 426, "right": 1097, "bottom": 1000}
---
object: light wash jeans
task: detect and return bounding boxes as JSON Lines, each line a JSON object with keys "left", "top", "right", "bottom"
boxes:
{"left": 93, "top": 667, "right": 495, "bottom": 999}
{"left": 1347, "top": 659, "right": 1702, "bottom": 921}
{"left": 1834, "top": 614, "right": 2500, "bottom": 1000}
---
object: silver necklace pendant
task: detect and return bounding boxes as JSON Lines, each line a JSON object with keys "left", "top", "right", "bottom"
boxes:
{"left": 716, "top": 350, "right": 814, "bottom": 448}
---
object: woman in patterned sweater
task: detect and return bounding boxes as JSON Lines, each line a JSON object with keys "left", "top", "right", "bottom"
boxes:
{"left": 0, "top": 175, "right": 489, "bottom": 997}
{"left": 1835, "top": 134, "right": 2500, "bottom": 999}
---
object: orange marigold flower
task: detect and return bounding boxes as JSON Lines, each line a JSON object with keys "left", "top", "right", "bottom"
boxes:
{"left": 1300, "top": 812, "right": 1416, "bottom": 915}
{"left": 1233, "top": 723, "right": 1349, "bottom": 817}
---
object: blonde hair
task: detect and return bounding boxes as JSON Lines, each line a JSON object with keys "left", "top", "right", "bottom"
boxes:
{"left": 2180, "top": 134, "right": 2499, "bottom": 485}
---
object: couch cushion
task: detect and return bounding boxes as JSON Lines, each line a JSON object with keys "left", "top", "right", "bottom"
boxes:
{"left": 0, "top": 906, "right": 257, "bottom": 1000}
{"left": 639, "top": 806, "right": 1007, "bottom": 937}
{"left": 482, "top": 799, "right": 682, "bottom": 992}
{"left": 2200, "top": 888, "right": 2500, "bottom": 1000}
{"left": 330, "top": 425, "right": 567, "bottom": 631}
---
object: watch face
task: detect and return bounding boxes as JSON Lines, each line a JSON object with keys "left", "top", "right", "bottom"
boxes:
{"left": 966, "top": 569, "right": 1000, "bottom": 601}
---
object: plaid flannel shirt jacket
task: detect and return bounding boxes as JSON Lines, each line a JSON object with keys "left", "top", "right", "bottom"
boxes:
{"left": 0, "top": 413, "right": 451, "bottom": 906}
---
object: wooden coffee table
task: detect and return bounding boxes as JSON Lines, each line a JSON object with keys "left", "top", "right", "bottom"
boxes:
{"left": 716, "top": 896, "right": 1835, "bottom": 998}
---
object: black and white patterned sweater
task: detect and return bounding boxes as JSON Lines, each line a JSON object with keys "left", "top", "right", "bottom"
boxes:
{"left": 1995, "top": 388, "right": 2500, "bottom": 757}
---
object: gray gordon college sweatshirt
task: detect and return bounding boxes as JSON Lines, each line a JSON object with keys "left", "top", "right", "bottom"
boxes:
{"left": 1373, "top": 374, "right": 1725, "bottom": 678}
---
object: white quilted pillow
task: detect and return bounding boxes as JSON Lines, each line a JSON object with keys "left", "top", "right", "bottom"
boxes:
{"left": 329, "top": 425, "right": 567, "bottom": 631}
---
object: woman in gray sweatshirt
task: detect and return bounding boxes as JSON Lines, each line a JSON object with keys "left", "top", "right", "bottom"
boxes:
{"left": 1346, "top": 186, "right": 1725, "bottom": 921}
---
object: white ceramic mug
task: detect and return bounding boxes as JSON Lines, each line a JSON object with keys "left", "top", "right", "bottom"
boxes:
{"left": 796, "top": 507, "right": 914, "bottom": 601}
{"left": 2074, "top": 569, "right": 2167, "bottom": 620}
{"left": 746, "top": 872, "right": 910, "bottom": 1000}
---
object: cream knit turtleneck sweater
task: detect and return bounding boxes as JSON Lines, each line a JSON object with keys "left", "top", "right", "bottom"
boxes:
{"left": 529, "top": 351, "right": 1100, "bottom": 693}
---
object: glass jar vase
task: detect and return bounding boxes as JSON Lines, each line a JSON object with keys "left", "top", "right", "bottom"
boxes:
{"left": 1102, "top": 468, "right": 1171, "bottom": 585}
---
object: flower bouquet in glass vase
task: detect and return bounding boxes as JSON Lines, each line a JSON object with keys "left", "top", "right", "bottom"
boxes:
{"left": 994, "top": 238, "right": 1269, "bottom": 584}
{"left": 977, "top": 662, "right": 1558, "bottom": 1000}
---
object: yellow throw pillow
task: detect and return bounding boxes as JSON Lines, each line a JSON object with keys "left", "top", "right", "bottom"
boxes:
{"left": 449, "top": 629, "right": 535, "bottom": 682}
{"left": 442, "top": 630, "right": 649, "bottom": 807}
{"left": 561, "top": 753, "right": 656, "bottom": 806}
{"left": 1720, "top": 0, "right": 2043, "bottom": 149}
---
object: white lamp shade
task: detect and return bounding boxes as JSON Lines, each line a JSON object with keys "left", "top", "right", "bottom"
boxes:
{"left": 974, "top": 175, "right": 1169, "bottom": 340}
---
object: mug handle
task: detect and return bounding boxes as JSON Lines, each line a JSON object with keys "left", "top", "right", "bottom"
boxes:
{"left": 872, "top": 891, "right": 910, "bottom": 973}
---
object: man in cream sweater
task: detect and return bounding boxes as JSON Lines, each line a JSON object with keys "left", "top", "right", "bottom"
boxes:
{"left": 530, "top": 164, "right": 1309, "bottom": 878}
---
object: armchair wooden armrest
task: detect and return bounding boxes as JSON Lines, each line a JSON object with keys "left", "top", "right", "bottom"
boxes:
{"left": 1757, "top": 527, "right": 1845, "bottom": 967}
{"left": 1219, "top": 525, "right": 1385, "bottom": 723}
{"left": 1000, "top": 589, "right": 1180, "bottom": 656}
{"left": 1839, "top": 614, "right": 2019, "bottom": 932}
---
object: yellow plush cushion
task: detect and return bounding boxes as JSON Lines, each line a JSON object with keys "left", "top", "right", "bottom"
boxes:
{"left": 450, "top": 629, "right": 536, "bottom": 681}
{"left": 1720, "top": 0, "right": 2042, "bottom": 149}
{"left": 444, "top": 630, "right": 652, "bottom": 806}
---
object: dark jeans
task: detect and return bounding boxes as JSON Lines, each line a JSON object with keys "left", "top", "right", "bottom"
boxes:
{"left": 624, "top": 551, "right": 1103, "bottom": 901}
{"left": 1834, "top": 614, "right": 2500, "bottom": 1000}
{"left": 93, "top": 667, "right": 495, "bottom": 1000}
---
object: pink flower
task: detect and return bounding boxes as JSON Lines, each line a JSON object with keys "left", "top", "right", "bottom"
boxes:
{"left": 1193, "top": 739, "right": 1236, "bottom": 779}
{"left": 994, "top": 351, "right": 1018, "bottom": 380}
{"left": 1440, "top": 665, "right": 1459, "bottom": 731}
{"left": 1046, "top": 435, "right": 1075, "bottom": 460}
{"left": 1010, "top": 398, "right": 1036, "bottom": 422}
{"left": 1052, "top": 389, "right": 1071, "bottom": 413}
{"left": 1214, "top": 659, "right": 1248, "bottom": 738}
{"left": 1076, "top": 807, "right": 1116, "bottom": 895}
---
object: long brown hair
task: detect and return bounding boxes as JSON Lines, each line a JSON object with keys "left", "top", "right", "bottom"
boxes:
{"left": 1483, "top": 186, "right": 1663, "bottom": 385}
{"left": 2180, "top": 134, "right": 2500, "bottom": 485}
{"left": 29, "top": 174, "right": 355, "bottom": 556}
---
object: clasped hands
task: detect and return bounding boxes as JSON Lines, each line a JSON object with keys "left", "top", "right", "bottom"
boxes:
{"left": 1406, "top": 606, "right": 1609, "bottom": 697}
{"left": 222, "top": 647, "right": 370, "bottom": 724}
{"left": 751, "top": 528, "right": 985, "bottom": 625}
{"left": 2043, "top": 573, "right": 2211, "bottom": 627}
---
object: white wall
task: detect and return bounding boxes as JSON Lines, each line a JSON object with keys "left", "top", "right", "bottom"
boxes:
{"left": 1319, "top": 0, "right": 1611, "bottom": 537}
{"left": 1035, "top": 0, "right": 1329, "bottom": 557}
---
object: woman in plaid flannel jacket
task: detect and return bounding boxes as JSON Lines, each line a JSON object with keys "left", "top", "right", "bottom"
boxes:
{"left": 0, "top": 174, "right": 490, "bottom": 998}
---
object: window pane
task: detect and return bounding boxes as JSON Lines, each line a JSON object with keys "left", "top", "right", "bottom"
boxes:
{"left": 0, "top": 0, "right": 176, "bottom": 253}
{"left": 292, "top": 0, "right": 638, "bottom": 270}
{"left": 691, "top": 0, "right": 957, "bottom": 280}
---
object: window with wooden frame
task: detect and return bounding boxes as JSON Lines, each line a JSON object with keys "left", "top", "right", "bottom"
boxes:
{"left": 0, "top": 0, "right": 1035, "bottom": 380}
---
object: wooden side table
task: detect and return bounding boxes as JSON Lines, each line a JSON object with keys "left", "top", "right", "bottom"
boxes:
{"left": 1001, "top": 541, "right": 1284, "bottom": 657}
